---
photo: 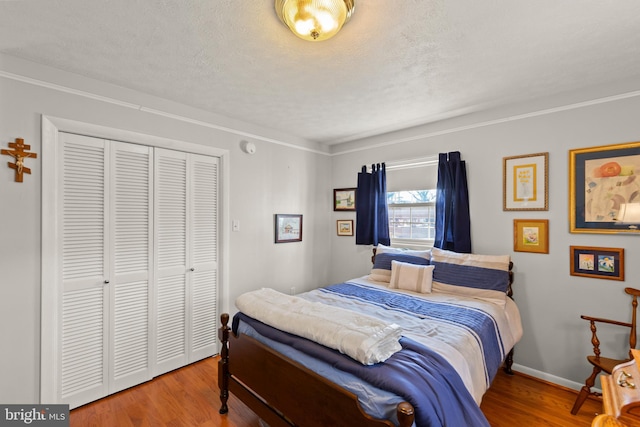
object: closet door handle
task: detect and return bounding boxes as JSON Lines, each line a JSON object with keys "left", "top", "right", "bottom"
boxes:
{"left": 104, "top": 280, "right": 110, "bottom": 284}
{"left": 190, "top": 267, "right": 195, "bottom": 272}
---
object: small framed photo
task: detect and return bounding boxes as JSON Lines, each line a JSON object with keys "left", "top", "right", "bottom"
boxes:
{"left": 570, "top": 246, "right": 624, "bottom": 281}
{"left": 274, "top": 214, "right": 302, "bottom": 243}
{"left": 334, "top": 188, "right": 356, "bottom": 211}
{"left": 569, "top": 141, "right": 640, "bottom": 234}
{"left": 513, "top": 219, "right": 549, "bottom": 254}
{"left": 337, "top": 220, "right": 354, "bottom": 236}
{"left": 503, "top": 152, "right": 549, "bottom": 211}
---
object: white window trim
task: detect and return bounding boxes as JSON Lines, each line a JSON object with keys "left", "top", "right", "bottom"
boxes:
{"left": 385, "top": 158, "right": 438, "bottom": 250}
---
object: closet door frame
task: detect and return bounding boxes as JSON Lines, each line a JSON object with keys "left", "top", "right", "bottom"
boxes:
{"left": 41, "top": 115, "right": 230, "bottom": 404}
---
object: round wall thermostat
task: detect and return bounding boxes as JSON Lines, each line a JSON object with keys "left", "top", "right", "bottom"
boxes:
{"left": 241, "top": 141, "right": 256, "bottom": 154}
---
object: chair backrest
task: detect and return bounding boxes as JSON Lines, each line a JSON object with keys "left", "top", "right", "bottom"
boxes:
{"left": 625, "top": 287, "right": 640, "bottom": 355}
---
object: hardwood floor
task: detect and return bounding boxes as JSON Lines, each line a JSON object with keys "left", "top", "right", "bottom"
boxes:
{"left": 70, "top": 357, "right": 603, "bottom": 427}
{"left": 481, "top": 370, "right": 601, "bottom": 426}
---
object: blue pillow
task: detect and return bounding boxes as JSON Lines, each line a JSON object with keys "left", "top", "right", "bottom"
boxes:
{"left": 370, "top": 247, "right": 431, "bottom": 282}
{"left": 430, "top": 248, "right": 511, "bottom": 306}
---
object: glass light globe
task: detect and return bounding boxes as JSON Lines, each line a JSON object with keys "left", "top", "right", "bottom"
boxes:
{"left": 277, "top": 0, "right": 351, "bottom": 42}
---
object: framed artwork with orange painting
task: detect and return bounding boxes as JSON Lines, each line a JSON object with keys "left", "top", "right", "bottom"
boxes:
{"left": 570, "top": 141, "right": 640, "bottom": 234}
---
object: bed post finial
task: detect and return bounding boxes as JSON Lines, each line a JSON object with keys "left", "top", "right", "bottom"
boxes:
{"left": 397, "top": 402, "right": 415, "bottom": 427}
{"left": 218, "top": 313, "right": 230, "bottom": 414}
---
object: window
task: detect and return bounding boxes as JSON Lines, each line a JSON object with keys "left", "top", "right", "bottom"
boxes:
{"left": 384, "top": 156, "right": 438, "bottom": 249}
{"left": 387, "top": 190, "right": 436, "bottom": 248}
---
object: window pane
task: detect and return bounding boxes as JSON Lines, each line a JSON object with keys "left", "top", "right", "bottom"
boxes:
{"left": 390, "top": 206, "right": 409, "bottom": 238}
{"left": 388, "top": 204, "right": 435, "bottom": 240}
{"left": 387, "top": 190, "right": 436, "bottom": 204}
{"left": 411, "top": 225, "right": 429, "bottom": 239}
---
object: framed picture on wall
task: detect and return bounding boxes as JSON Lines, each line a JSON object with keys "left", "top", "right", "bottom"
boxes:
{"left": 569, "top": 141, "right": 640, "bottom": 234}
{"left": 274, "top": 214, "right": 303, "bottom": 243}
{"left": 570, "top": 246, "right": 624, "bottom": 281}
{"left": 503, "top": 152, "right": 549, "bottom": 211}
{"left": 513, "top": 219, "right": 549, "bottom": 254}
{"left": 334, "top": 188, "right": 356, "bottom": 211}
{"left": 336, "top": 220, "right": 354, "bottom": 236}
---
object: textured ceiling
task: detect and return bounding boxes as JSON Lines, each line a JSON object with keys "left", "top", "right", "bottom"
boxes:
{"left": 1, "top": 1, "right": 640, "bottom": 145}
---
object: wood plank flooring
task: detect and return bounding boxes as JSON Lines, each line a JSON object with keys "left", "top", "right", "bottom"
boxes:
{"left": 70, "top": 356, "right": 603, "bottom": 426}
{"left": 481, "top": 370, "right": 601, "bottom": 426}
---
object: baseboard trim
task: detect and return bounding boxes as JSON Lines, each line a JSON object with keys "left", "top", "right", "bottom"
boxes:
{"left": 512, "top": 363, "right": 600, "bottom": 394}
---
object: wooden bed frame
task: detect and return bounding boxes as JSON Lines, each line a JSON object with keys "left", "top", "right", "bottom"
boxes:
{"left": 218, "top": 251, "right": 515, "bottom": 427}
{"left": 218, "top": 312, "right": 415, "bottom": 427}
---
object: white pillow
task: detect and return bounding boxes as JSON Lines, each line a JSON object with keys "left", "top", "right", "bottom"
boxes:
{"left": 389, "top": 260, "right": 435, "bottom": 294}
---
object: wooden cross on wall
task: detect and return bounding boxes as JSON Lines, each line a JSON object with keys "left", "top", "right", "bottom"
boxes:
{"left": 1, "top": 138, "right": 37, "bottom": 182}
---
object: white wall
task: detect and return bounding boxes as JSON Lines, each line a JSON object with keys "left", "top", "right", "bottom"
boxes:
{"left": 329, "top": 87, "right": 640, "bottom": 390}
{"left": 0, "top": 54, "right": 332, "bottom": 404}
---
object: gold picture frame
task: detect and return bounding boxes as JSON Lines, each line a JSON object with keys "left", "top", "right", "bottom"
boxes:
{"left": 336, "top": 220, "right": 354, "bottom": 236}
{"left": 513, "top": 219, "right": 549, "bottom": 254}
{"left": 503, "top": 152, "right": 549, "bottom": 211}
{"left": 569, "top": 141, "right": 640, "bottom": 234}
{"left": 570, "top": 246, "right": 624, "bottom": 281}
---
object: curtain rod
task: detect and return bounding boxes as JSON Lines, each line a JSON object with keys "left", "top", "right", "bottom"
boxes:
{"left": 384, "top": 155, "right": 439, "bottom": 170}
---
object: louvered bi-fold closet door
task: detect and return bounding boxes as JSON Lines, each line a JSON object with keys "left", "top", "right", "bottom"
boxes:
{"left": 154, "top": 149, "right": 218, "bottom": 376}
{"left": 188, "top": 154, "right": 218, "bottom": 362}
{"left": 154, "top": 149, "right": 188, "bottom": 375}
{"left": 59, "top": 133, "right": 108, "bottom": 408}
{"left": 59, "top": 133, "right": 152, "bottom": 409}
{"left": 108, "top": 140, "right": 153, "bottom": 394}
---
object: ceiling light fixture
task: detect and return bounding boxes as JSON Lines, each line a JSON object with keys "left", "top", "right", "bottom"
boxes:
{"left": 275, "top": 0, "right": 355, "bottom": 42}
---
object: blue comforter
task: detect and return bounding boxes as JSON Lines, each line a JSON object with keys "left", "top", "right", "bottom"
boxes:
{"left": 233, "top": 312, "right": 490, "bottom": 427}
{"left": 320, "top": 282, "right": 505, "bottom": 386}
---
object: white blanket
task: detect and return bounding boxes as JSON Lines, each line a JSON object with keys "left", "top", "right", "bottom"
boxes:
{"left": 235, "top": 288, "right": 402, "bottom": 365}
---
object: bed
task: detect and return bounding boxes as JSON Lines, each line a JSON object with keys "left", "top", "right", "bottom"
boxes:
{"left": 218, "top": 246, "right": 523, "bottom": 427}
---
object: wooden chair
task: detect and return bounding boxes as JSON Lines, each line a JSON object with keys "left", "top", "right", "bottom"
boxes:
{"left": 571, "top": 287, "right": 640, "bottom": 415}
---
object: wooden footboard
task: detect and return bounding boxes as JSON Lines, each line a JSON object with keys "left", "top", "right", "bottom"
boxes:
{"left": 218, "top": 313, "right": 415, "bottom": 427}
